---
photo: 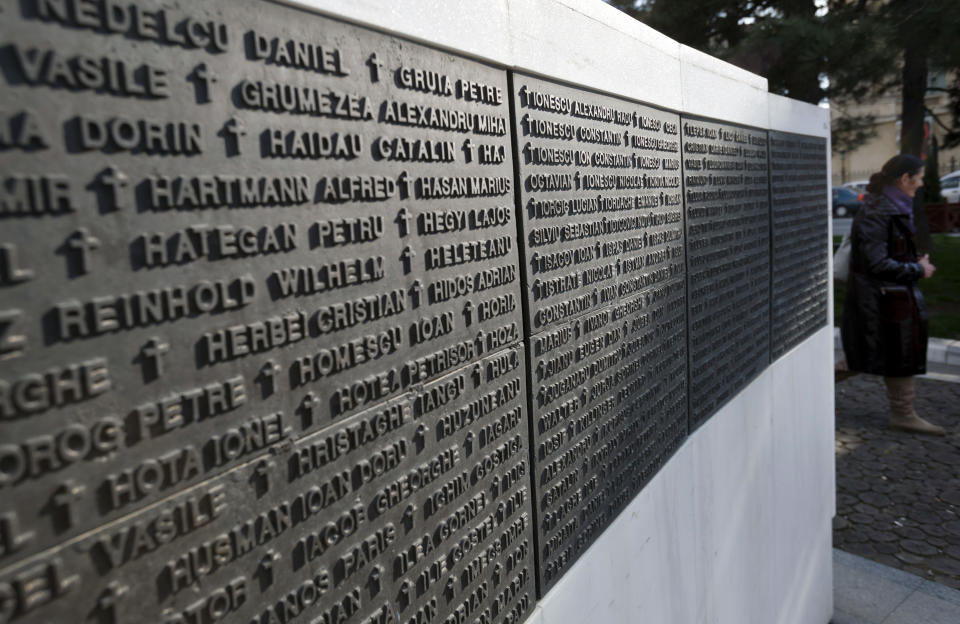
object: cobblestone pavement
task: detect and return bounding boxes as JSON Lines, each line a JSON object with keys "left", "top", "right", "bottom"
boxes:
{"left": 835, "top": 374, "right": 960, "bottom": 589}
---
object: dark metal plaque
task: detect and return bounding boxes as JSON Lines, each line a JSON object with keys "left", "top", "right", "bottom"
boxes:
{"left": 511, "top": 74, "right": 685, "bottom": 334}
{"left": 0, "top": 2, "right": 533, "bottom": 622}
{"left": 510, "top": 74, "right": 688, "bottom": 594}
{"left": 682, "top": 118, "right": 771, "bottom": 430}
{"left": 0, "top": 345, "right": 536, "bottom": 624}
{"left": 768, "top": 131, "right": 829, "bottom": 359}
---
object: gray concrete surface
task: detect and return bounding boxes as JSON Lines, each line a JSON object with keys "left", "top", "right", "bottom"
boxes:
{"left": 834, "top": 549, "right": 960, "bottom": 624}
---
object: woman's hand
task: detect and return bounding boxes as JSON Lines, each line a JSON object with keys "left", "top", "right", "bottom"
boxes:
{"left": 919, "top": 254, "right": 936, "bottom": 279}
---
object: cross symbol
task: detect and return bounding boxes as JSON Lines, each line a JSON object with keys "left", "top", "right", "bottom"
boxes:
{"left": 369, "top": 565, "right": 383, "bottom": 594}
{"left": 141, "top": 337, "right": 170, "bottom": 378}
{"left": 301, "top": 392, "right": 320, "bottom": 418}
{"left": 397, "top": 170, "right": 412, "bottom": 198}
{"left": 260, "top": 359, "right": 281, "bottom": 396}
{"left": 400, "top": 246, "right": 416, "bottom": 274}
{"left": 99, "top": 167, "right": 129, "bottom": 211}
{"left": 463, "top": 138, "right": 476, "bottom": 162}
{"left": 98, "top": 582, "right": 128, "bottom": 622}
{"left": 66, "top": 228, "right": 100, "bottom": 274}
{"left": 193, "top": 63, "right": 218, "bottom": 102}
{"left": 409, "top": 280, "right": 423, "bottom": 307}
{"left": 462, "top": 300, "right": 473, "bottom": 326}
{"left": 416, "top": 423, "right": 429, "bottom": 440}
{"left": 224, "top": 117, "right": 247, "bottom": 154}
{"left": 367, "top": 53, "right": 384, "bottom": 82}
{"left": 255, "top": 458, "right": 275, "bottom": 492}
{"left": 396, "top": 207, "right": 411, "bottom": 236}
{"left": 474, "top": 330, "right": 484, "bottom": 353}
{"left": 259, "top": 549, "right": 281, "bottom": 585}
{"left": 52, "top": 480, "right": 86, "bottom": 529}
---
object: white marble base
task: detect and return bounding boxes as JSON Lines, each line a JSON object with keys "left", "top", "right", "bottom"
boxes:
{"left": 530, "top": 327, "right": 835, "bottom": 624}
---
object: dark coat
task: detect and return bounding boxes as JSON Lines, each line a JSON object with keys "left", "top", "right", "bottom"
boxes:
{"left": 841, "top": 192, "right": 928, "bottom": 376}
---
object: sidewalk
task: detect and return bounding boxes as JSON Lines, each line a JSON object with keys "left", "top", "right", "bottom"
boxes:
{"left": 833, "top": 334, "right": 960, "bottom": 621}
{"left": 834, "top": 549, "right": 960, "bottom": 623}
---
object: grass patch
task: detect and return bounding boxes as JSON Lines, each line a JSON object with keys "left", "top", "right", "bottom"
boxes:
{"left": 833, "top": 234, "right": 960, "bottom": 339}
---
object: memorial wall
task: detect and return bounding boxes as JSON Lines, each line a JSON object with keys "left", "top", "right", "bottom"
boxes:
{"left": 0, "top": 1, "right": 829, "bottom": 623}
{"left": 511, "top": 74, "right": 687, "bottom": 592}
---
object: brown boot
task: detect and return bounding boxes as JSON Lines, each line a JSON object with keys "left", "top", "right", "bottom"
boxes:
{"left": 884, "top": 376, "right": 946, "bottom": 435}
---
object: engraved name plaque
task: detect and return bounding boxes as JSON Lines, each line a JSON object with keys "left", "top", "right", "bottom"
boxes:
{"left": 0, "top": 1, "right": 533, "bottom": 622}
{"left": 682, "top": 117, "right": 771, "bottom": 430}
{"left": 510, "top": 74, "right": 688, "bottom": 594}
{"left": 768, "top": 131, "right": 829, "bottom": 359}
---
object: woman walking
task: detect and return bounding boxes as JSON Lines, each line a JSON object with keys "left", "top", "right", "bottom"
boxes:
{"left": 841, "top": 154, "right": 944, "bottom": 434}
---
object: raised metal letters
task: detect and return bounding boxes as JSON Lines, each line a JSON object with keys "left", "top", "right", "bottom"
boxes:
{"left": 0, "top": 2, "right": 533, "bottom": 622}
{"left": 511, "top": 74, "right": 688, "bottom": 594}
{"left": 768, "top": 131, "right": 829, "bottom": 358}
{"left": 682, "top": 117, "right": 771, "bottom": 429}
{"left": 1, "top": 0, "right": 833, "bottom": 618}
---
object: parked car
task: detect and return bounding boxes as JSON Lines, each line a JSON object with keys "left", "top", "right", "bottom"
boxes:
{"left": 832, "top": 186, "right": 863, "bottom": 218}
{"left": 940, "top": 170, "right": 960, "bottom": 203}
{"left": 843, "top": 180, "right": 869, "bottom": 193}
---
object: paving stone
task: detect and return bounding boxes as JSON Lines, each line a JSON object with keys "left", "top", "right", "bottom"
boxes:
{"left": 942, "top": 490, "right": 960, "bottom": 506}
{"left": 891, "top": 491, "right": 917, "bottom": 504}
{"left": 923, "top": 524, "right": 950, "bottom": 538}
{"left": 859, "top": 491, "right": 892, "bottom": 507}
{"left": 839, "top": 478, "right": 872, "bottom": 493}
{"left": 944, "top": 545, "right": 960, "bottom": 561}
{"left": 928, "top": 557, "right": 960, "bottom": 576}
{"left": 875, "top": 542, "right": 900, "bottom": 555}
{"left": 838, "top": 493, "right": 859, "bottom": 508}
{"left": 844, "top": 530, "right": 870, "bottom": 544}
{"left": 944, "top": 521, "right": 960, "bottom": 536}
{"left": 836, "top": 374, "right": 960, "bottom": 586}
{"left": 914, "top": 510, "right": 946, "bottom": 524}
{"left": 849, "top": 513, "right": 876, "bottom": 526}
{"left": 867, "top": 529, "right": 899, "bottom": 543}
{"left": 902, "top": 539, "right": 940, "bottom": 557}
{"left": 894, "top": 525, "right": 927, "bottom": 540}
{"left": 897, "top": 551, "right": 929, "bottom": 566}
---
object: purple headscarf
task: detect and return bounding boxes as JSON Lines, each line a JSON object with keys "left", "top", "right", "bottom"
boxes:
{"left": 882, "top": 185, "right": 916, "bottom": 233}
